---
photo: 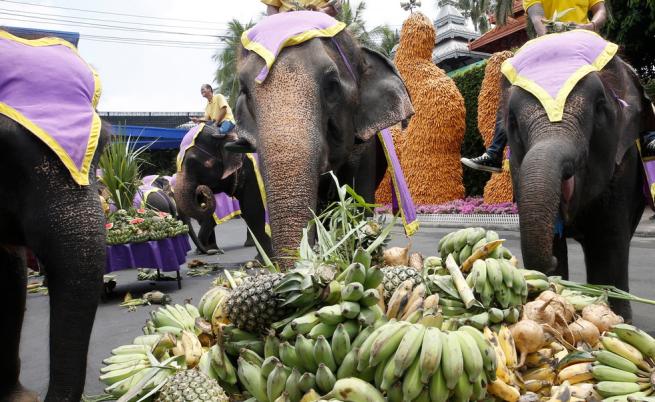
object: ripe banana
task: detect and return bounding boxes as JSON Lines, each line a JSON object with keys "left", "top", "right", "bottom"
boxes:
{"left": 557, "top": 362, "right": 594, "bottom": 384}
{"left": 180, "top": 330, "right": 202, "bottom": 368}
{"left": 483, "top": 327, "right": 510, "bottom": 383}
{"left": 488, "top": 378, "right": 520, "bottom": 402}
{"left": 386, "top": 280, "right": 414, "bottom": 319}
{"left": 611, "top": 324, "right": 655, "bottom": 359}
{"left": 497, "top": 326, "right": 518, "bottom": 368}
{"left": 601, "top": 336, "right": 651, "bottom": 371}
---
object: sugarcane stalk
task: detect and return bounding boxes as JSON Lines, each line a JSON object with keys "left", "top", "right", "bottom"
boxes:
{"left": 445, "top": 254, "right": 477, "bottom": 309}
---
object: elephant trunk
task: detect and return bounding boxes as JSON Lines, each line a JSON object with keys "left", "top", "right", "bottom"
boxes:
{"left": 518, "top": 139, "right": 577, "bottom": 273}
{"left": 254, "top": 64, "right": 322, "bottom": 266}
{"left": 173, "top": 172, "right": 215, "bottom": 221}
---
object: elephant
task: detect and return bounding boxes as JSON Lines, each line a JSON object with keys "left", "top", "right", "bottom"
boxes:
{"left": 0, "top": 115, "right": 109, "bottom": 401}
{"left": 174, "top": 125, "right": 272, "bottom": 257}
{"left": 503, "top": 52, "right": 655, "bottom": 320}
{"left": 229, "top": 26, "right": 414, "bottom": 265}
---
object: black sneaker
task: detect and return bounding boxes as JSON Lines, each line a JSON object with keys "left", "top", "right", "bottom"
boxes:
{"left": 461, "top": 153, "right": 502, "bottom": 173}
{"left": 644, "top": 138, "right": 655, "bottom": 158}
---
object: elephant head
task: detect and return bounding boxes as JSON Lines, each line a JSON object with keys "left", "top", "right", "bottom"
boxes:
{"left": 232, "top": 30, "right": 413, "bottom": 261}
{"left": 174, "top": 125, "right": 243, "bottom": 222}
{"left": 505, "top": 56, "right": 655, "bottom": 273}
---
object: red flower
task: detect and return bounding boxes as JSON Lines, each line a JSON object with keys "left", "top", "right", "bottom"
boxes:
{"left": 129, "top": 218, "right": 145, "bottom": 225}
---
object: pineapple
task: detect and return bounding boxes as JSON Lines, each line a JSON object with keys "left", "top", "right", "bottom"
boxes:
{"left": 155, "top": 369, "right": 228, "bottom": 401}
{"left": 381, "top": 266, "right": 424, "bottom": 301}
{"left": 224, "top": 273, "right": 292, "bottom": 333}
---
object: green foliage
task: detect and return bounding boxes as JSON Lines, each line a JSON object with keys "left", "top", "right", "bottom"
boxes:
{"left": 213, "top": 19, "right": 257, "bottom": 109}
{"left": 141, "top": 149, "right": 177, "bottom": 176}
{"left": 99, "top": 133, "right": 150, "bottom": 211}
{"left": 602, "top": 0, "right": 655, "bottom": 79}
{"left": 452, "top": 62, "right": 491, "bottom": 197}
{"left": 644, "top": 78, "right": 655, "bottom": 101}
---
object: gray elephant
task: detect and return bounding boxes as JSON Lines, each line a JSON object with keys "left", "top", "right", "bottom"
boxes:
{"left": 502, "top": 32, "right": 655, "bottom": 320}
{"left": 228, "top": 15, "right": 413, "bottom": 264}
{"left": 174, "top": 125, "right": 272, "bottom": 257}
{"left": 0, "top": 115, "right": 109, "bottom": 401}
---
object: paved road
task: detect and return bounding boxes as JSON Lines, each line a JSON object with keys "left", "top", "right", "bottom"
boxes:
{"left": 18, "top": 218, "right": 655, "bottom": 397}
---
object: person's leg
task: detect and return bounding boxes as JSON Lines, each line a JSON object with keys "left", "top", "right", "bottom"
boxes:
{"left": 461, "top": 113, "right": 506, "bottom": 173}
{"left": 218, "top": 120, "right": 235, "bottom": 135}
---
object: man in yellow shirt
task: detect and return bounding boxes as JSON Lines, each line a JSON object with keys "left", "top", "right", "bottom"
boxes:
{"left": 524, "top": 0, "right": 607, "bottom": 37}
{"left": 462, "top": 0, "right": 608, "bottom": 172}
{"left": 262, "top": 0, "right": 341, "bottom": 16}
{"left": 191, "top": 84, "right": 236, "bottom": 134}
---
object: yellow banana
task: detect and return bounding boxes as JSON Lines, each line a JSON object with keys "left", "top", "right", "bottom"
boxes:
{"left": 180, "top": 330, "right": 202, "bottom": 368}
{"left": 497, "top": 326, "right": 518, "bottom": 368}
{"left": 483, "top": 327, "right": 511, "bottom": 383}
{"left": 556, "top": 362, "right": 594, "bottom": 385}
{"left": 522, "top": 366, "right": 556, "bottom": 383}
{"left": 488, "top": 379, "right": 520, "bottom": 402}
{"left": 601, "top": 336, "right": 651, "bottom": 371}
{"left": 386, "top": 280, "right": 413, "bottom": 319}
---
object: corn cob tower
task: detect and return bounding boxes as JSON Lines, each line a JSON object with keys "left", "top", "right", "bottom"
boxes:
{"left": 393, "top": 12, "right": 466, "bottom": 204}
{"left": 478, "top": 51, "right": 514, "bottom": 204}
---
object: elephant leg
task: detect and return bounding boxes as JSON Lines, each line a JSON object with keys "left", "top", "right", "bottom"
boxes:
{"left": 198, "top": 219, "right": 221, "bottom": 255}
{"left": 552, "top": 235, "right": 569, "bottom": 279}
{"left": 244, "top": 230, "right": 255, "bottom": 247}
{"left": 0, "top": 246, "right": 38, "bottom": 402}
{"left": 28, "top": 192, "right": 105, "bottom": 402}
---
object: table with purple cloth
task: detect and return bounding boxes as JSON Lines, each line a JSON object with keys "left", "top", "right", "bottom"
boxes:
{"left": 105, "top": 235, "right": 191, "bottom": 289}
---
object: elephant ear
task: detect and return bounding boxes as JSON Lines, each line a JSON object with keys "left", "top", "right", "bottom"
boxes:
{"left": 613, "top": 59, "right": 655, "bottom": 165}
{"left": 354, "top": 47, "right": 414, "bottom": 141}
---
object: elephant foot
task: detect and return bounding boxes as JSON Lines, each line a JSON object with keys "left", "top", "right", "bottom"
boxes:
{"left": 610, "top": 299, "right": 633, "bottom": 323}
{"left": 243, "top": 238, "right": 255, "bottom": 247}
{"left": 206, "top": 248, "right": 224, "bottom": 255}
{"left": 0, "top": 384, "right": 39, "bottom": 402}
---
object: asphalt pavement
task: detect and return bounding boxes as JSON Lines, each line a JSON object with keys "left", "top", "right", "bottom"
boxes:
{"left": 18, "top": 215, "right": 655, "bottom": 397}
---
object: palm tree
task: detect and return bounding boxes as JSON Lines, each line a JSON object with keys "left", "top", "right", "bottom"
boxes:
{"left": 493, "top": 0, "right": 514, "bottom": 26}
{"left": 369, "top": 25, "right": 400, "bottom": 58}
{"left": 336, "top": 0, "right": 375, "bottom": 47}
{"left": 212, "top": 19, "right": 256, "bottom": 109}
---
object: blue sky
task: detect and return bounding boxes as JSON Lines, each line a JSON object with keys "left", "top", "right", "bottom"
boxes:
{"left": 0, "top": 0, "right": 440, "bottom": 112}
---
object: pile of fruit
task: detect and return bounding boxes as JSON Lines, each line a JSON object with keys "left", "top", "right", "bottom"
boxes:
{"left": 95, "top": 184, "right": 655, "bottom": 402}
{"left": 106, "top": 209, "right": 188, "bottom": 245}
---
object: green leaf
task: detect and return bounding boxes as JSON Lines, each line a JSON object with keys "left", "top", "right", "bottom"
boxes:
{"left": 246, "top": 226, "right": 277, "bottom": 273}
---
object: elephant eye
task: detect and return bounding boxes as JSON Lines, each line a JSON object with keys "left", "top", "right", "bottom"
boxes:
{"left": 322, "top": 72, "right": 342, "bottom": 104}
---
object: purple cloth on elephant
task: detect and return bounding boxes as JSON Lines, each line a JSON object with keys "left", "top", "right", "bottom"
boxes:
{"left": 0, "top": 30, "right": 102, "bottom": 185}
{"left": 501, "top": 30, "right": 617, "bottom": 122}
{"left": 213, "top": 193, "right": 241, "bottom": 224}
{"left": 242, "top": 11, "right": 346, "bottom": 83}
{"left": 106, "top": 235, "right": 191, "bottom": 273}
{"left": 378, "top": 128, "right": 418, "bottom": 236}
{"left": 133, "top": 185, "right": 162, "bottom": 210}
{"left": 176, "top": 123, "right": 205, "bottom": 172}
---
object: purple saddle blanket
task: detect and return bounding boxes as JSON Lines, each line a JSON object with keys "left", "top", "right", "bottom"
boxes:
{"left": 0, "top": 30, "right": 102, "bottom": 185}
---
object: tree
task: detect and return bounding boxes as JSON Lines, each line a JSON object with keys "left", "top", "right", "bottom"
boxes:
{"left": 213, "top": 19, "right": 256, "bottom": 109}
{"left": 336, "top": 0, "right": 375, "bottom": 47}
{"left": 603, "top": 0, "right": 655, "bottom": 79}
{"left": 436, "top": 0, "right": 491, "bottom": 33}
{"left": 370, "top": 25, "right": 401, "bottom": 58}
{"left": 493, "top": 0, "right": 514, "bottom": 26}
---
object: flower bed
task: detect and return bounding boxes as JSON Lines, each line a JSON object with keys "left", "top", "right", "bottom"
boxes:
{"left": 376, "top": 197, "right": 518, "bottom": 215}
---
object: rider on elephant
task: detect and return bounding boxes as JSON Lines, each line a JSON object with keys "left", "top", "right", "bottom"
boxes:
{"left": 462, "top": 0, "right": 655, "bottom": 173}
{"left": 191, "top": 84, "right": 236, "bottom": 135}
{"left": 262, "top": 0, "right": 342, "bottom": 16}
